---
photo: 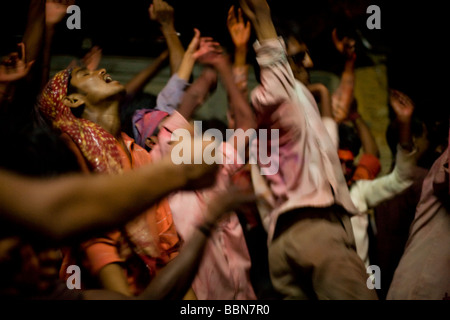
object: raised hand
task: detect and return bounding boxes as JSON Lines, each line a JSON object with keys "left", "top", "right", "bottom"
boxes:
{"left": 238, "top": 0, "right": 276, "bottom": 41}
{"left": 333, "top": 29, "right": 356, "bottom": 61}
{"left": 149, "top": 0, "right": 175, "bottom": 29}
{"left": 0, "top": 43, "right": 35, "bottom": 84}
{"left": 227, "top": 6, "right": 251, "bottom": 49}
{"left": 194, "top": 40, "right": 224, "bottom": 65}
{"left": 196, "top": 50, "right": 229, "bottom": 70}
{"left": 45, "top": 0, "right": 75, "bottom": 27}
{"left": 390, "top": 89, "right": 415, "bottom": 123}
{"left": 238, "top": 0, "right": 271, "bottom": 22}
{"left": 184, "top": 29, "right": 223, "bottom": 65}
{"left": 82, "top": 46, "right": 103, "bottom": 71}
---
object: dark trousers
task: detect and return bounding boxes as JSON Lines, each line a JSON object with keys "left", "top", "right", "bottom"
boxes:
{"left": 269, "top": 205, "right": 379, "bottom": 300}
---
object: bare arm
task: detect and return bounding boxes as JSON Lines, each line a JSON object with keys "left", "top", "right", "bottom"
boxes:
{"left": 211, "top": 54, "right": 256, "bottom": 132}
{"left": 331, "top": 30, "right": 356, "bottom": 123}
{"left": 227, "top": 6, "right": 251, "bottom": 68}
{"left": 22, "top": 0, "right": 45, "bottom": 67}
{"left": 238, "top": 0, "right": 298, "bottom": 110}
{"left": 238, "top": 0, "right": 277, "bottom": 41}
{"left": 176, "top": 29, "right": 221, "bottom": 82}
{"left": 134, "top": 190, "right": 253, "bottom": 300}
{"left": 80, "top": 191, "right": 253, "bottom": 300}
{"left": 176, "top": 67, "right": 218, "bottom": 120}
{"left": 42, "top": 0, "right": 75, "bottom": 88}
{"left": 2, "top": 0, "right": 44, "bottom": 100}
{"left": 390, "top": 89, "right": 415, "bottom": 152}
{"left": 173, "top": 34, "right": 223, "bottom": 119}
{"left": 124, "top": 49, "right": 169, "bottom": 97}
{"left": 0, "top": 150, "right": 218, "bottom": 243}
{"left": 0, "top": 44, "right": 35, "bottom": 104}
{"left": 98, "top": 263, "right": 132, "bottom": 297}
{"left": 351, "top": 90, "right": 418, "bottom": 208}
{"left": 149, "top": 0, "right": 184, "bottom": 75}
{"left": 227, "top": 5, "right": 252, "bottom": 99}
{"left": 332, "top": 55, "right": 356, "bottom": 123}
{"left": 308, "top": 83, "right": 333, "bottom": 119}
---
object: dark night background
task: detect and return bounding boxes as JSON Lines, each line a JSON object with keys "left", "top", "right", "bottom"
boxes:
{"left": 0, "top": 0, "right": 448, "bottom": 121}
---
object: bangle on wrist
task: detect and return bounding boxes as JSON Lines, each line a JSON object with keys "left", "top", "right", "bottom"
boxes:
{"left": 166, "top": 32, "right": 181, "bottom": 36}
{"left": 161, "top": 28, "right": 180, "bottom": 36}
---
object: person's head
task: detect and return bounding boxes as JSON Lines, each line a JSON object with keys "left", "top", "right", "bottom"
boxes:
{"left": 273, "top": 19, "right": 313, "bottom": 85}
{"left": 132, "top": 108, "right": 169, "bottom": 151}
{"left": 386, "top": 116, "right": 447, "bottom": 170}
{"left": 38, "top": 68, "right": 123, "bottom": 174}
{"left": 338, "top": 123, "right": 362, "bottom": 182}
{"left": 286, "top": 35, "right": 314, "bottom": 85}
{"left": 63, "top": 67, "right": 126, "bottom": 116}
{"left": 331, "top": 15, "right": 358, "bottom": 59}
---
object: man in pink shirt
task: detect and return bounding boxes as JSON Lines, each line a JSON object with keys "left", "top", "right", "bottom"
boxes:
{"left": 148, "top": 60, "right": 258, "bottom": 299}
{"left": 239, "top": 0, "right": 378, "bottom": 299}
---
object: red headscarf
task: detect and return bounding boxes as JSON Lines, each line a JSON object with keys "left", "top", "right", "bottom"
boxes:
{"left": 38, "top": 68, "right": 122, "bottom": 174}
{"left": 39, "top": 70, "right": 179, "bottom": 289}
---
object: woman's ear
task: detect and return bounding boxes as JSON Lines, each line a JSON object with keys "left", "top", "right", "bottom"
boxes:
{"left": 63, "top": 93, "right": 85, "bottom": 109}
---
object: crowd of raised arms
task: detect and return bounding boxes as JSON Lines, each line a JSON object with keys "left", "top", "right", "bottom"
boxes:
{"left": 0, "top": 0, "right": 448, "bottom": 301}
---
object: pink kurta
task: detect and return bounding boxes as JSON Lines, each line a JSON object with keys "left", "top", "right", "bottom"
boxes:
{"left": 250, "top": 38, "right": 358, "bottom": 244}
{"left": 150, "top": 111, "right": 257, "bottom": 300}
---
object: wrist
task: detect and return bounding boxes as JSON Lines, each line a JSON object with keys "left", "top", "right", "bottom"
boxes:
{"left": 177, "top": 57, "right": 195, "bottom": 81}
{"left": 235, "top": 45, "right": 248, "bottom": 54}
{"left": 215, "top": 60, "right": 230, "bottom": 73}
{"left": 348, "top": 112, "right": 361, "bottom": 122}
{"left": 234, "top": 49, "right": 247, "bottom": 66}
{"left": 161, "top": 25, "right": 179, "bottom": 36}
{"left": 396, "top": 117, "right": 411, "bottom": 125}
{"left": 45, "top": 24, "right": 56, "bottom": 33}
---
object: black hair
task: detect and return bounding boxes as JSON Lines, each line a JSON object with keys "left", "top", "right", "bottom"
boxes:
{"left": 338, "top": 123, "right": 362, "bottom": 156}
{"left": 333, "top": 14, "right": 358, "bottom": 41}
{"left": 0, "top": 97, "right": 80, "bottom": 177}
{"left": 273, "top": 17, "right": 304, "bottom": 46}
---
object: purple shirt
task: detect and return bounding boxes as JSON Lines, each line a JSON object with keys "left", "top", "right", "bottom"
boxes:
{"left": 132, "top": 74, "right": 189, "bottom": 148}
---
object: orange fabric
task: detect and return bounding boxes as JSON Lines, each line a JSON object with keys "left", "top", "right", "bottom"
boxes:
{"left": 120, "top": 132, "right": 179, "bottom": 256}
{"left": 82, "top": 232, "right": 123, "bottom": 274}
{"left": 80, "top": 133, "right": 180, "bottom": 292}
{"left": 58, "top": 135, "right": 123, "bottom": 282}
{"left": 352, "top": 153, "right": 381, "bottom": 182}
{"left": 338, "top": 149, "right": 355, "bottom": 162}
{"left": 53, "top": 113, "right": 180, "bottom": 293}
